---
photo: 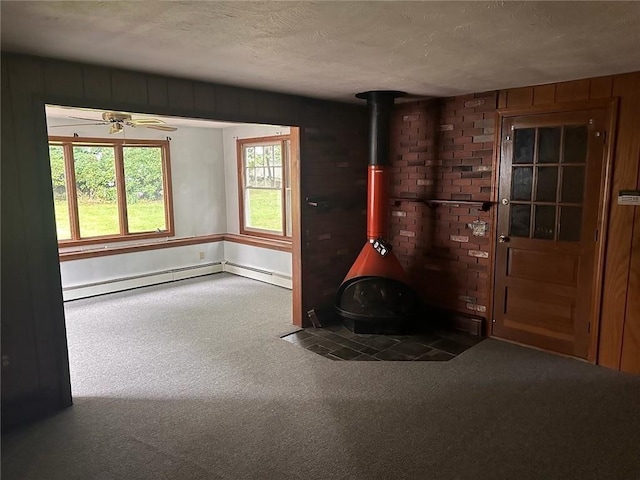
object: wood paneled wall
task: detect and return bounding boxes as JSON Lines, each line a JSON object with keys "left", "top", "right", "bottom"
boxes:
{"left": 498, "top": 73, "right": 640, "bottom": 373}
{"left": 0, "top": 53, "right": 367, "bottom": 428}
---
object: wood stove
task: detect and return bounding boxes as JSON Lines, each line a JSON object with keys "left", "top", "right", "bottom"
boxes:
{"left": 335, "top": 91, "right": 420, "bottom": 334}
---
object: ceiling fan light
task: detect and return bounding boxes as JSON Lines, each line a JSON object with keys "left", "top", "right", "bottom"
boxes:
{"left": 110, "top": 123, "right": 123, "bottom": 134}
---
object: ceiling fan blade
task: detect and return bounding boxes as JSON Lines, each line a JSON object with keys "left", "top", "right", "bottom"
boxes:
{"left": 68, "top": 116, "right": 103, "bottom": 122}
{"left": 129, "top": 118, "right": 166, "bottom": 126}
{"left": 50, "top": 122, "right": 108, "bottom": 128}
{"left": 145, "top": 125, "right": 178, "bottom": 132}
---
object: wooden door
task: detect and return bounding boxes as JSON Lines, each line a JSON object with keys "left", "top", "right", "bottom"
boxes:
{"left": 493, "top": 109, "right": 607, "bottom": 359}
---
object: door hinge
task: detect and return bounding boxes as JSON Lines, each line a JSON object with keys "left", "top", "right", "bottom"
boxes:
{"left": 594, "top": 228, "right": 599, "bottom": 242}
{"left": 587, "top": 322, "right": 591, "bottom": 333}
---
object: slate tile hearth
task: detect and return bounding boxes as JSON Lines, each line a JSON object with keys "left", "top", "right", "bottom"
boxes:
{"left": 282, "top": 325, "right": 483, "bottom": 362}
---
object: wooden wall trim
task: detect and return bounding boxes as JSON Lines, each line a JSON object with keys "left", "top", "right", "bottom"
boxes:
{"left": 59, "top": 234, "right": 225, "bottom": 261}
{"left": 223, "top": 233, "right": 292, "bottom": 252}
{"left": 58, "top": 232, "right": 294, "bottom": 261}
{"left": 290, "top": 127, "right": 303, "bottom": 327}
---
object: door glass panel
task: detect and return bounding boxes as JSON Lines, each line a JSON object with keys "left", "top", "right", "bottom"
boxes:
{"left": 563, "top": 126, "right": 588, "bottom": 163}
{"left": 561, "top": 167, "right": 585, "bottom": 204}
{"left": 534, "top": 205, "right": 555, "bottom": 239}
{"left": 538, "top": 127, "right": 561, "bottom": 163}
{"left": 559, "top": 207, "right": 582, "bottom": 242}
{"left": 514, "top": 128, "right": 535, "bottom": 164}
{"left": 511, "top": 167, "right": 533, "bottom": 201}
{"left": 536, "top": 167, "right": 558, "bottom": 202}
{"left": 510, "top": 204, "right": 531, "bottom": 238}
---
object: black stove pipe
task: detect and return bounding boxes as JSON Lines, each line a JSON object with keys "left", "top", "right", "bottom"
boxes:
{"left": 355, "top": 90, "right": 406, "bottom": 166}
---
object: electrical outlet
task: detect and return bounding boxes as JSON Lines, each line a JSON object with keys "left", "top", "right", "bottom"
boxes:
{"left": 199, "top": 252, "right": 205, "bottom": 260}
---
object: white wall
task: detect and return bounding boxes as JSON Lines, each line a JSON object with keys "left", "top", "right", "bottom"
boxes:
{"left": 222, "top": 125, "right": 290, "bottom": 234}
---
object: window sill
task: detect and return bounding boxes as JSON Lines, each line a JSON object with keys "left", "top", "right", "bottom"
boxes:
{"left": 224, "top": 234, "right": 292, "bottom": 252}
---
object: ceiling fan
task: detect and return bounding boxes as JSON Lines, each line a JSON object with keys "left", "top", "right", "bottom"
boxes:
{"left": 51, "top": 111, "right": 178, "bottom": 134}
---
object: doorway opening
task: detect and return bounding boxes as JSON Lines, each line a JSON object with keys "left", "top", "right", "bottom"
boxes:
{"left": 45, "top": 104, "right": 300, "bottom": 396}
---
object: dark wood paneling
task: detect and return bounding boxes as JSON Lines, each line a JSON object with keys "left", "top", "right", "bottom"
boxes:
{"left": 147, "top": 76, "right": 169, "bottom": 108}
{"left": 533, "top": 85, "right": 556, "bottom": 105}
{"left": 555, "top": 79, "right": 590, "bottom": 102}
{"left": 506, "top": 87, "right": 534, "bottom": 107}
{"left": 589, "top": 76, "right": 614, "bottom": 99}
{"left": 194, "top": 82, "right": 216, "bottom": 112}
{"left": 111, "top": 70, "right": 148, "bottom": 105}
{"left": 621, "top": 197, "right": 640, "bottom": 373}
{"left": 598, "top": 72, "right": 640, "bottom": 369}
{"left": 44, "top": 60, "right": 83, "bottom": 98}
{"left": 167, "top": 78, "right": 195, "bottom": 111}
{"left": 1, "top": 62, "right": 42, "bottom": 405}
{"left": 215, "top": 85, "right": 241, "bottom": 116}
{"left": 6, "top": 56, "right": 72, "bottom": 410}
{"left": 82, "top": 65, "right": 112, "bottom": 103}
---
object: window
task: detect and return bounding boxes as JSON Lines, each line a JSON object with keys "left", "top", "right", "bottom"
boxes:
{"left": 237, "top": 135, "right": 291, "bottom": 238}
{"left": 48, "top": 136, "right": 173, "bottom": 245}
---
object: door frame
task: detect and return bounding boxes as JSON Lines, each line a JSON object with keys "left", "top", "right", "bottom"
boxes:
{"left": 488, "top": 98, "right": 618, "bottom": 362}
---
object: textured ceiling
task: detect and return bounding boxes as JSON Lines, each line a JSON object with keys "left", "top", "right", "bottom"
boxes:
{"left": 2, "top": 1, "right": 640, "bottom": 102}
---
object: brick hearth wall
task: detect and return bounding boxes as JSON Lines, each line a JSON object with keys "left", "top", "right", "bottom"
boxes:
{"left": 388, "top": 92, "right": 498, "bottom": 320}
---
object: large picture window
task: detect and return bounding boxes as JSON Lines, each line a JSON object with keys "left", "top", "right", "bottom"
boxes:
{"left": 237, "top": 135, "right": 291, "bottom": 238}
{"left": 48, "top": 136, "right": 173, "bottom": 245}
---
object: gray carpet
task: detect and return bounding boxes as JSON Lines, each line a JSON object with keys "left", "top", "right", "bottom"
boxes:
{"left": 2, "top": 273, "right": 640, "bottom": 480}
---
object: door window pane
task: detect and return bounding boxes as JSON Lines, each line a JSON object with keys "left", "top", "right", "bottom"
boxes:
{"left": 511, "top": 167, "right": 533, "bottom": 201}
{"left": 510, "top": 204, "right": 531, "bottom": 238}
{"left": 559, "top": 207, "right": 582, "bottom": 242}
{"left": 538, "top": 127, "right": 561, "bottom": 163}
{"left": 534, "top": 205, "right": 556, "bottom": 239}
{"left": 73, "top": 146, "right": 119, "bottom": 237}
{"left": 563, "top": 126, "right": 588, "bottom": 163}
{"left": 49, "top": 145, "right": 71, "bottom": 240}
{"left": 514, "top": 128, "right": 535, "bottom": 164}
{"left": 561, "top": 167, "right": 585, "bottom": 204}
{"left": 123, "top": 147, "right": 166, "bottom": 233}
{"left": 536, "top": 167, "right": 559, "bottom": 202}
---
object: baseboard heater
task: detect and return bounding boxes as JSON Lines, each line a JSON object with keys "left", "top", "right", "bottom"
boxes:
{"left": 63, "top": 262, "right": 223, "bottom": 300}
{"left": 222, "top": 261, "right": 292, "bottom": 289}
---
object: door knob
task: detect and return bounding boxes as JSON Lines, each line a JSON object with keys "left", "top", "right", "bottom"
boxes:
{"left": 498, "top": 234, "right": 510, "bottom": 243}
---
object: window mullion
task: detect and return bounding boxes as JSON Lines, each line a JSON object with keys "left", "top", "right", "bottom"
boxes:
{"left": 114, "top": 145, "right": 128, "bottom": 235}
{"left": 63, "top": 143, "right": 81, "bottom": 240}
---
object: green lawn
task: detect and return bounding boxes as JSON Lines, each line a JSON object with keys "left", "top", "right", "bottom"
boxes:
{"left": 53, "top": 189, "right": 281, "bottom": 240}
{"left": 246, "top": 189, "right": 282, "bottom": 232}
{"left": 54, "top": 199, "right": 166, "bottom": 240}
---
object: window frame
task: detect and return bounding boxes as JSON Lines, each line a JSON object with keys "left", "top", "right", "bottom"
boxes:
{"left": 237, "top": 135, "right": 291, "bottom": 240}
{"left": 49, "top": 135, "right": 174, "bottom": 246}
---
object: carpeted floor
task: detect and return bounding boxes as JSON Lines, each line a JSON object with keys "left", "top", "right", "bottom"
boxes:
{"left": 2, "top": 273, "right": 640, "bottom": 480}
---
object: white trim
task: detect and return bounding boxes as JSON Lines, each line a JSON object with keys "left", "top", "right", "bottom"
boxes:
{"left": 222, "top": 262, "right": 292, "bottom": 289}
{"left": 63, "top": 263, "right": 223, "bottom": 301}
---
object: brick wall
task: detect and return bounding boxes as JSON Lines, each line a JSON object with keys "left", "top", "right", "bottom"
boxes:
{"left": 388, "top": 92, "right": 497, "bottom": 320}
